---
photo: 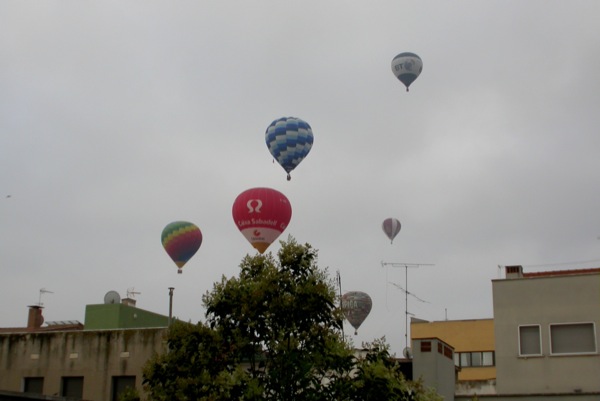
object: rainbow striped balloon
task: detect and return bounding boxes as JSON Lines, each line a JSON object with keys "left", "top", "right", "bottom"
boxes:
{"left": 161, "top": 221, "right": 202, "bottom": 274}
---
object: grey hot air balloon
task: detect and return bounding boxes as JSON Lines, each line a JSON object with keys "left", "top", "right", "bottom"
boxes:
{"left": 382, "top": 218, "right": 401, "bottom": 244}
{"left": 341, "top": 291, "right": 373, "bottom": 335}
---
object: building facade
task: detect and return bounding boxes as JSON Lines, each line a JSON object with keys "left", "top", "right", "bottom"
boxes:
{"left": 0, "top": 328, "right": 166, "bottom": 400}
{"left": 0, "top": 300, "right": 169, "bottom": 401}
{"left": 411, "top": 317, "right": 496, "bottom": 396}
{"left": 492, "top": 266, "right": 600, "bottom": 397}
{"left": 411, "top": 317, "right": 496, "bottom": 384}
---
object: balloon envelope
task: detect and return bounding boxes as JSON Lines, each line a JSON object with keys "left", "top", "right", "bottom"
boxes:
{"left": 232, "top": 187, "right": 292, "bottom": 254}
{"left": 341, "top": 291, "right": 373, "bottom": 335}
{"left": 382, "top": 218, "right": 401, "bottom": 244}
{"left": 161, "top": 221, "right": 203, "bottom": 274}
{"left": 391, "top": 52, "right": 423, "bottom": 91}
{"left": 265, "top": 116, "right": 314, "bottom": 180}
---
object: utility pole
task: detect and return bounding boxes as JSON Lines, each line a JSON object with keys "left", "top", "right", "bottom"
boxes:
{"left": 381, "top": 262, "right": 433, "bottom": 350}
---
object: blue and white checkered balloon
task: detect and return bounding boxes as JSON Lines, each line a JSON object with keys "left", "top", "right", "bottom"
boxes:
{"left": 265, "top": 117, "right": 314, "bottom": 180}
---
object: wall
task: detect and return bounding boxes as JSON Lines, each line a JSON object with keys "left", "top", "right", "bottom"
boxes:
{"left": 0, "top": 328, "right": 166, "bottom": 401}
{"left": 412, "top": 338, "right": 456, "bottom": 401}
{"left": 84, "top": 304, "right": 168, "bottom": 330}
{"left": 492, "top": 272, "right": 600, "bottom": 395}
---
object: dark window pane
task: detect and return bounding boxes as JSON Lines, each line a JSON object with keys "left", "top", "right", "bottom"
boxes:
{"left": 62, "top": 377, "right": 83, "bottom": 399}
{"left": 112, "top": 376, "right": 136, "bottom": 401}
{"left": 443, "top": 346, "right": 453, "bottom": 359}
{"left": 471, "top": 352, "right": 482, "bottom": 366}
{"left": 24, "top": 377, "right": 44, "bottom": 394}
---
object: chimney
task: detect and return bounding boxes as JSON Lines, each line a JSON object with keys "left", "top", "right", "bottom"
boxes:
{"left": 122, "top": 297, "right": 137, "bottom": 307}
{"left": 505, "top": 265, "right": 524, "bottom": 279}
{"left": 27, "top": 305, "right": 44, "bottom": 330}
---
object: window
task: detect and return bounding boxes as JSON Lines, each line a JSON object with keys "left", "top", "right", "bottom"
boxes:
{"left": 482, "top": 351, "right": 494, "bottom": 366}
{"left": 443, "top": 345, "right": 453, "bottom": 359}
{"left": 61, "top": 376, "right": 83, "bottom": 398}
{"left": 460, "top": 352, "right": 470, "bottom": 367}
{"left": 519, "top": 325, "right": 541, "bottom": 356}
{"left": 455, "top": 351, "right": 495, "bottom": 367}
{"left": 23, "top": 377, "right": 44, "bottom": 394}
{"left": 550, "top": 322, "right": 596, "bottom": 355}
{"left": 471, "top": 352, "right": 482, "bottom": 366}
{"left": 112, "top": 376, "right": 136, "bottom": 401}
{"left": 420, "top": 341, "right": 431, "bottom": 352}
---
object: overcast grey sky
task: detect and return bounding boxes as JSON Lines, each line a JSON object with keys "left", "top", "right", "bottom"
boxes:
{"left": 2, "top": 1, "right": 599, "bottom": 355}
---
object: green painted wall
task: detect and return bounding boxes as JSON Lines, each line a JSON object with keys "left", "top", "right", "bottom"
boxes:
{"left": 84, "top": 304, "right": 168, "bottom": 330}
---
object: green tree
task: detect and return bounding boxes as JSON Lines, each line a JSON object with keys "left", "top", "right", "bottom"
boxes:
{"left": 143, "top": 238, "right": 441, "bottom": 401}
{"left": 349, "top": 338, "right": 441, "bottom": 401}
{"left": 118, "top": 386, "right": 141, "bottom": 401}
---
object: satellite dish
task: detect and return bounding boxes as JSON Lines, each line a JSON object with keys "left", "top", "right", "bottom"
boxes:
{"left": 403, "top": 346, "right": 413, "bottom": 359}
{"left": 104, "top": 291, "right": 121, "bottom": 304}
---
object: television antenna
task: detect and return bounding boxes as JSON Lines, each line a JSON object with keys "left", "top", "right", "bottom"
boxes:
{"left": 388, "top": 282, "right": 429, "bottom": 304}
{"left": 336, "top": 270, "right": 344, "bottom": 337}
{"left": 381, "top": 261, "right": 434, "bottom": 350}
{"left": 127, "top": 287, "right": 141, "bottom": 299}
{"left": 38, "top": 288, "right": 53, "bottom": 306}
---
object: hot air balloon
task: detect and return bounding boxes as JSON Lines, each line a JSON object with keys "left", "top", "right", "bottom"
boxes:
{"left": 382, "top": 218, "right": 401, "bottom": 244}
{"left": 161, "top": 221, "right": 203, "bottom": 274}
{"left": 232, "top": 187, "right": 292, "bottom": 254}
{"left": 341, "top": 291, "right": 372, "bottom": 335}
{"left": 265, "top": 116, "right": 314, "bottom": 181}
{"left": 391, "top": 52, "right": 422, "bottom": 92}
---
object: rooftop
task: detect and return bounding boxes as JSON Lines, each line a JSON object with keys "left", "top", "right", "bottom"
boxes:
{"left": 523, "top": 267, "right": 600, "bottom": 278}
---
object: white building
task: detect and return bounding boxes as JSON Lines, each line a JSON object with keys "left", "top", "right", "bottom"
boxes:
{"left": 491, "top": 265, "right": 600, "bottom": 399}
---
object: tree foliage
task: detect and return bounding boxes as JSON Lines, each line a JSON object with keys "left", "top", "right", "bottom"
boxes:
{"left": 142, "top": 238, "right": 441, "bottom": 401}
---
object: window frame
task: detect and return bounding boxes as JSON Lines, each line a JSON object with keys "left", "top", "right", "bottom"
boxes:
{"left": 454, "top": 351, "right": 495, "bottom": 367}
{"left": 549, "top": 322, "right": 597, "bottom": 356}
{"left": 518, "top": 324, "right": 542, "bottom": 357}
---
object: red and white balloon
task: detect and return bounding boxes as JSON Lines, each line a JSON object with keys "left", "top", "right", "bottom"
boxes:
{"left": 232, "top": 187, "right": 292, "bottom": 254}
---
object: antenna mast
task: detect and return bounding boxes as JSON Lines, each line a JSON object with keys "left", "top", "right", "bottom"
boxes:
{"left": 336, "top": 270, "right": 344, "bottom": 337}
{"left": 38, "top": 288, "right": 54, "bottom": 306}
{"left": 381, "top": 262, "right": 433, "bottom": 350}
{"left": 127, "top": 287, "right": 141, "bottom": 299}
